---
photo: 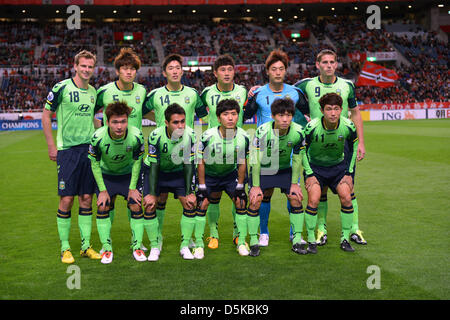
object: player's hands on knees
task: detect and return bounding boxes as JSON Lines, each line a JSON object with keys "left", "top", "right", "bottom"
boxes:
{"left": 289, "top": 183, "right": 303, "bottom": 203}
{"left": 128, "top": 189, "right": 142, "bottom": 205}
{"left": 185, "top": 193, "right": 197, "bottom": 210}
{"left": 143, "top": 194, "right": 157, "bottom": 212}
{"left": 48, "top": 145, "right": 57, "bottom": 161}
{"left": 233, "top": 184, "right": 248, "bottom": 208}
{"left": 249, "top": 186, "right": 263, "bottom": 206}
{"left": 97, "top": 190, "right": 110, "bottom": 208}
{"left": 305, "top": 175, "right": 319, "bottom": 192}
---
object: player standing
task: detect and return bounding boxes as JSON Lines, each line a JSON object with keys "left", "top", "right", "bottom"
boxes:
{"left": 95, "top": 47, "right": 149, "bottom": 249}
{"left": 88, "top": 102, "right": 146, "bottom": 264}
{"left": 301, "top": 93, "right": 358, "bottom": 252}
{"left": 243, "top": 49, "right": 308, "bottom": 247}
{"left": 295, "top": 49, "right": 366, "bottom": 246}
{"left": 248, "top": 98, "right": 306, "bottom": 256}
{"left": 143, "top": 54, "right": 207, "bottom": 247}
{"left": 42, "top": 50, "right": 101, "bottom": 264}
{"left": 196, "top": 99, "right": 250, "bottom": 256}
{"left": 200, "top": 54, "right": 248, "bottom": 249}
{"left": 142, "top": 104, "right": 197, "bottom": 261}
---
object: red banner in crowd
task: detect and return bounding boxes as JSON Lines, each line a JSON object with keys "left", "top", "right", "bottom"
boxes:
{"left": 359, "top": 102, "right": 450, "bottom": 111}
{"left": 356, "top": 61, "right": 399, "bottom": 88}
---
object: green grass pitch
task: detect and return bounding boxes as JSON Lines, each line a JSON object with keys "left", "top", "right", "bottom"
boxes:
{"left": 0, "top": 119, "right": 449, "bottom": 300}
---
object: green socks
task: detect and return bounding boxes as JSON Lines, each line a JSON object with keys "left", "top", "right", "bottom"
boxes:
{"left": 57, "top": 210, "right": 71, "bottom": 252}
{"left": 340, "top": 205, "right": 354, "bottom": 242}
{"left": 304, "top": 206, "right": 318, "bottom": 243}
{"left": 317, "top": 194, "right": 328, "bottom": 234}
{"left": 96, "top": 210, "right": 112, "bottom": 251}
{"left": 351, "top": 193, "right": 359, "bottom": 234}
{"left": 180, "top": 209, "right": 196, "bottom": 249}
{"left": 78, "top": 207, "right": 93, "bottom": 251}
{"left": 289, "top": 205, "right": 305, "bottom": 244}
{"left": 129, "top": 209, "right": 144, "bottom": 250}
{"left": 235, "top": 208, "right": 248, "bottom": 246}
{"left": 247, "top": 208, "right": 260, "bottom": 246}
{"left": 206, "top": 201, "right": 220, "bottom": 239}
{"left": 143, "top": 210, "right": 159, "bottom": 249}
{"left": 194, "top": 209, "right": 207, "bottom": 248}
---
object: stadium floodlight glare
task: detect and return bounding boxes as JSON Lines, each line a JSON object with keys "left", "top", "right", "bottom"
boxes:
{"left": 137, "top": 10, "right": 141, "bottom": 14}
{"left": 277, "top": 8, "right": 281, "bottom": 12}
{"left": 300, "top": 8, "right": 304, "bottom": 11}
{"left": 438, "top": 4, "right": 444, "bottom": 8}
{"left": 56, "top": 10, "right": 59, "bottom": 13}
{"left": 367, "top": 57, "right": 377, "bottom": 62}
{"left": 169, "top": 10, "right": 173, "bottom": 13}
{"left": 331, "top": 7, "right": 335, "bottom": 11}
{"left": 188, "top": 60, "right": 199, "bottom": 66}
{"left": 354, "top": 7, "right": 358, "bottom": 10}
{"left": 246, "top": 9, "right": 251, "bottom": 13}
{"left": 294, "top": 15, "right": 298, "bottom": 19}
{"left": 224, "top": 9, "right": 227, "bottom": 13}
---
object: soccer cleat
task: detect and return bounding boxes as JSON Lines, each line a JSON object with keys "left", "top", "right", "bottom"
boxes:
{"left": 147, "top": 248, "right": 161, "bottom": 262}
{"left": 292, "top": 242, "right": 308, "bottom": 255}
{"left": 307, "top": 242, "right": 318, "bottom": 254}
{"left": 61, "top": 250, "right": 75, "bottom": 264}
{"left": 207, "top": 237, "right": 219, "bottom": 249}
{"left": 316, "top": 230, "right": 328, "bottom": 246}
{"left": 249, "top": 244, "right": 260, "bottom": 257}
{"left": 340, "top": 239, "right": 355, "bottom": 252}
{"left": 193, "top": 247, "right": 205, "bottom": 259}
{"left": 238, "top": 244, "right": 249, "bottom": 256}
{"left": 101, "top": 251, "right": 113, "bottom": 264}
{"left": 132, "top": 249, "right": 147, "bottom": 262}
{"left": 258, "top": 233, "right": 269, "bottom": 247}
{"left": 180, "top": 247, "right": 194, "bottom": 260}
{"left": 351, "top": 230, "right": 367, "bottom": 245}
{"left": 80, "top": 247, "right": 101, "bottom": 260}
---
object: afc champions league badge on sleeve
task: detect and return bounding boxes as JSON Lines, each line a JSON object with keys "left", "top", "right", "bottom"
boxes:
{"left": 47, "top": 91, "right": 54, "bottom": 102}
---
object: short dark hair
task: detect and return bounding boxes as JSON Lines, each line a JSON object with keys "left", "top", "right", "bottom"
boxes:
{"left": 165, "top": 103, "right": 186, "bottom": 122}
{"left": 265, "top": 49, "right": 289, "bottom": 70}
{"left": 319, "top": 93, "right": 343, "bottom": 109}
{"left": 271, "top": 98, "right": 295, "bottom": 116}
{"left": 105, "top": 101, "right": 132, "bottom": 120}
{"left": 216, "top": 99, "right": 240, "bottom": 117}
{"left": 162, "top": 53, "right": 183, "bottom": 71}
{"left": 114, "top": 47, "right": 141, "bottom": 71}
{"left": 213, "top": 54, "right": 235, "bottom": 71}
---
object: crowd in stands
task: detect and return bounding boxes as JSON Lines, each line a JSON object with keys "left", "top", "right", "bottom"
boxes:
{"left": 0, "top": 19, "right": 448, "bottom": 111}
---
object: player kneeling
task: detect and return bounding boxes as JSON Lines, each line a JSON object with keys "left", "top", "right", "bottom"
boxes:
{"left": 248, "top": 98, "right": 307, "bottom": 256}
{"left": 89, "top": 102, "right": 146, "bottom": 264}
{"left": 196, "top": 99, "right": 250, "bottom": 256}
{"left": 143, "top": 104, "right": 198, "bottom": 261}
{"left": 302, "top": 93, "right": 359, "bottom": 252}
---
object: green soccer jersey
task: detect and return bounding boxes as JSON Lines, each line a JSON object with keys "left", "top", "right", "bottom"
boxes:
{"left": 88, "top": 125, "right": 145, "bottom": 176}
{"left": 44, "top": 78, "right": 96, "bottom": 150}
{"left": 198, "top": 126, "right": 250, "bottom": 177}
{"left": 295, "top": 76, "right": 357, "bottom": 120}
{"left": 302, "top": 117, "right": 358, "bottom": 173}
{"left": 200, "top": 83, "right": 247, "bottom": 128}
{"left": 144, "top": 85, "right": 207, "bottom": 127}
{"left": 253, "top": 121, "right": 305, "bottom": 170}
{"left": 144, "top": 126, "right": 196, "bottom": 173}
{"left": 95, "top": 81, "right": 149, "bottom": 130}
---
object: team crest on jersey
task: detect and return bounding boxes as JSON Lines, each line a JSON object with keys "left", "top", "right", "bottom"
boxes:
{"left": 185, "top": 96, "right": 190, "bottom": 104}
{"left": 91, "top": 96, "right": 95, "bottom": 103}
{"left": 136, "top": 96, "right": 141, "bottom": 104}
{"left": 287, "top": 141, "right": 293, "bottom": 147}
{"left": 338, "top": 135, "right": 344, "bottom": 141}
{"left": 235, "top": 96, "right": 241, "bottom": 103}
{"left": 47, "top": 92, "right": 54, "bottom": 101}
{"left": 336, "top": 89, "right": 341, "bottom": 96}
{"left": 126, "top": 146, "right": 132, "bottom": 152}
{"left": 285, "top": 94, "right": 291, "bottom": 100}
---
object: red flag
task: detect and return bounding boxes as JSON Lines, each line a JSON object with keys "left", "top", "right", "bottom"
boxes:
{"left": 356, "top": 61, "right": 399, "bottom": 88}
